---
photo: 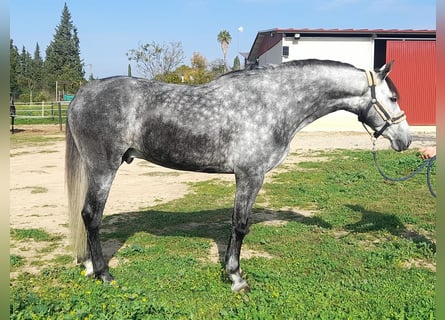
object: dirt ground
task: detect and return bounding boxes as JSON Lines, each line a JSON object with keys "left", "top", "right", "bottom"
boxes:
{"left": 9, "top": 125, "right": 436, "bottom": 276}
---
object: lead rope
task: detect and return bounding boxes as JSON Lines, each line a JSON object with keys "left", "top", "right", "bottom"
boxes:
{"left": 371, "top": 138, "right": 436, "bottom": 197}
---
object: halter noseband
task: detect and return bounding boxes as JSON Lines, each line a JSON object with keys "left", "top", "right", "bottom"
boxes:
{"left": 358, "top": 70, "right": 406, "bottom": 139}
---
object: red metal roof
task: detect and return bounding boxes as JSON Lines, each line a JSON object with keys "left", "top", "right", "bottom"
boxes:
{"left": 258, "top": 28, "right": 435, "bottom": 35}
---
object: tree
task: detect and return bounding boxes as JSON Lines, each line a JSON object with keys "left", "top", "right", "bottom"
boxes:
{"left": 208, "top": 59, "right": 225, "bottom": 78}
{"left": 160, "top": 53, "right": 213, "bottom": 85}
{"left": 217, "top": 30, "right": 232, "bottom": 72}
{"left": 32, "top": 43, "right": 44, "bottom": 91}
{"left": 10, "top": 40, "right": 48, "bottom": 101}
{"left": 9, "top": 39, "right": 20, "bottom": 97}
{"left": 44, "top": 3, "right": 84, "bottom": 95}
{"left": 18, "top": 46, "right": 34, "bottom": 102}
{"left": 127, "top": 41, "right": 185, "bottom": 79}
{"left": 191, "top": 52, "right": 206, "bottom": 70}
{"left": 156, "top": 70, "right": 183, "bottom": 84}
{"left": 19, "top": 46, "right": 32, "bottom": 79}
{"left": 128, "top": 64, "right": 132, "bottom": 77}
{"left": 232, "top": 56, "right": 240, "bottom": 71}
{"left": 189, "top": 52, "right": 213, "bottom": 84}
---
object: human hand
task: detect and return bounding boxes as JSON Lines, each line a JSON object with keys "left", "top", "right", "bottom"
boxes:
{"left": 418, "top": 146, "right": 436, "bottom": 160}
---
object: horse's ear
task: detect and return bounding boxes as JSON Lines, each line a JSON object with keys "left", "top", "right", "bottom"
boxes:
{"left": 378, "top": 60, "right": 394, "bottom": 80}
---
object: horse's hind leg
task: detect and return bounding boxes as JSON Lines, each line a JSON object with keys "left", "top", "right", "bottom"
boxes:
{"left": 81, "top": 169, "right": 117, "bottom": 281}
{"left": 225, "top": 170, "right": 264, "bottom": 292}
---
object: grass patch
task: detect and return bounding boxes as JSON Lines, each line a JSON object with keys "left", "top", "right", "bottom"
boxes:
{"left": 9, "top": 125, "right": 65, "bottom": 149}
{"left": 11, "top": 228, "right": 62, "bottom": 242}
{"left": 11, "top": 186, "right": 49, "bottom": 194}
{"left": 141, "top": 171, "right": 183, "bottom": 177}
{"left": 10, "top": 134, "right": 65, "bottom": 149}
{"left": 10, "top": 255, "right": 25, "bottom": 269}
{"left": 10, "top": 150, "right": 435, "bottom": 319}
{"left": 31, "top": 186, "right": 48, "bottom": 194}
{"left": 36, "top": 243, "right": 60, "bottom": 254}
{"left": 52, "top": 255, "right": 74, "bottom": 265}
{"left": 11, "top": 103, "right": 68, "bottom": 126}
{"left": 14, "top": 118, "right": 65, "bottom": 125}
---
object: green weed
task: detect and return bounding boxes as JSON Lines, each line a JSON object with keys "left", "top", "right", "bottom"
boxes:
{"left": 10, "top": 255, "right": 25, "bottom": 268}
{"left": 10, "top": 228, "right": 62, "bottom": 242}
{"left": 10, "top": 134, "right": 65, "bottom": 149}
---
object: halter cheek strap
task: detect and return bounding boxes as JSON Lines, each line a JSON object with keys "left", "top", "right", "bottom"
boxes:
{"left": 358, "top": 70, "right": 406, "bottom": 139}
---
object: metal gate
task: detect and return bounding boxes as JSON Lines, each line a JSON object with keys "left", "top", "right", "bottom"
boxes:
{"left": 386, "top": 40, "right": 436, "bottom": 125}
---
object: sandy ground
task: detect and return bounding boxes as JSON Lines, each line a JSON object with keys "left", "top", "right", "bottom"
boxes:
{"left": 9, "top": 125, "right": 436, "bottom": 276}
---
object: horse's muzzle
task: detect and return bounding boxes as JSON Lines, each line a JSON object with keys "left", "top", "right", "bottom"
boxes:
{"left": 390, "top": 135, "right": 412, "bottom": 152}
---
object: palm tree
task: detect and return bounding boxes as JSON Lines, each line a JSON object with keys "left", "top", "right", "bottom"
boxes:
{"left": 217, "top": 30, "right": 232, "bottom": 72}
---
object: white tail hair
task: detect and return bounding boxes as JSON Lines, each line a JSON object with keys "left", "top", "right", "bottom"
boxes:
{"left": 65, "top": 121, "right": 88, "bottom": 260}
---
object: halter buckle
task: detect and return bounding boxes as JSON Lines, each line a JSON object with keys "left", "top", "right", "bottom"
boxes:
{"left": 361, "top": 70, "right": 406, "bottom": 138}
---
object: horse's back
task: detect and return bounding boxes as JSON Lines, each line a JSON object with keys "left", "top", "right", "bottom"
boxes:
{"left": 67, "top": 77, "right": 238, "bottom": 172}
{"left": 67, "top": 74, "right": 291, "bottom": 174}
{"left": 69, "top": 76, "right": 147, "bottom": 115}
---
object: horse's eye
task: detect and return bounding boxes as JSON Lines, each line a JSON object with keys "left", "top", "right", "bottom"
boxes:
{"left": 390, "top": 96, "right": 398, "bottom": 102}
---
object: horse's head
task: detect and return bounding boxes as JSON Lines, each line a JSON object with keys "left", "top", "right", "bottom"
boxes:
{"left": 358, "top": 62, "right": 411, "bottom": 152}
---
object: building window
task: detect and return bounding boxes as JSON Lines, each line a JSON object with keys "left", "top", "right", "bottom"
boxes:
{"left": 282, "top": 46, "right": 289, "bottom": 57}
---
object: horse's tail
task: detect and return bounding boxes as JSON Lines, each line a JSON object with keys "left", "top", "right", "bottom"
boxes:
{"left": 65, "top": 120, "right": 88, "bottom": 261}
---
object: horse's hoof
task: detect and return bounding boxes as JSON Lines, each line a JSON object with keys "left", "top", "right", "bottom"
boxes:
{"left": 231, "top": 280, "right": 250, "bottom": 293}
{"left": 239, "top": 285, "right": 250, "bottom": 294}
{"left": 98, "top": 271, "right": 114, "bottom": 282}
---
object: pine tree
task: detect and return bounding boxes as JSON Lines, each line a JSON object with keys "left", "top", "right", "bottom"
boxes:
{"left": 9, "top": 39, "right": 20, "bottom": 97}
{"left": 32, "top": 43, "right": 44, "bottom": 91}
{"left": 19, "top": 46, "right": 32, "bottom": 78}
{"left": 44, "top": 3, "right": 84, "bottom": 96}
{"left": 232, "top": 56, "right": 240, "bottom": 71}
{"left": 18, "top": 46, "right": 34, "bottom": 102}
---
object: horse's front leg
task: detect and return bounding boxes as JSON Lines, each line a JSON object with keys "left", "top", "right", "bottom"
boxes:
{"left": 225, "top": 170, "right": 264, "bottom": 292}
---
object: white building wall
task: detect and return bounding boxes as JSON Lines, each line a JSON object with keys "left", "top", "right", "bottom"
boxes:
{"left": 281, "top": 37, "right": 374, "bottom": 69}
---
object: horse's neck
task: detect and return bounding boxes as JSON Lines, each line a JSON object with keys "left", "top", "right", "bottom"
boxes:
{"left": 283, "top": 67, "right": 368, "bottom": 132}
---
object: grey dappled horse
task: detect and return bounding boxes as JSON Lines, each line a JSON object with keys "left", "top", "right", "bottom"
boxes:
{"left": 66, "top": 59, "right": 411, "bottom": 292}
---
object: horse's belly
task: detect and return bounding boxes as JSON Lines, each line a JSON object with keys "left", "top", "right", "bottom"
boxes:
{"left": 152, "top": 158, "right": 232, "bottom": 173}
{"left": 132, "top": 119, "right": 236, "bottom": 173}
{"left": 134, "top": 134, "right": 232, "bottom": 173}
{"left": 140, "top": 150, "right": 233, "bottom": 173}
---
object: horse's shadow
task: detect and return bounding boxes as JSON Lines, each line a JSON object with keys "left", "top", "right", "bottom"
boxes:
{"left": 99, "top": 204, "right": 435, "bottom": 266}
{"left": 100, "top": 207, "right": 331, "bottom": 265}
{"left": 344, "top": 204, "right": 436, "bottom": 253}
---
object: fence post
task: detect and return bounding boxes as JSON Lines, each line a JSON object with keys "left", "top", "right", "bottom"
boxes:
{"left": 58, "top": 102, "right": 62, "bottom": 131}
{"left": 41, "top": 101, "right": 45, "bottom": 117}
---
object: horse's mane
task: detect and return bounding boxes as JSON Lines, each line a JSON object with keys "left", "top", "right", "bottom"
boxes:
{"left": 281, "top": 58, "right": 358, "bottom": 70}
{"left": 217, "top": 59, "right": 358, "bottom": 80}
{"left": 217, "top": 59, "right": 400, "bottom": 97}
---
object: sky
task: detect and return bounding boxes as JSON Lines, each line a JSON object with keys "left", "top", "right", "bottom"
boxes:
{"left": 10, "top": 0, "right": 436, "bottom": 79}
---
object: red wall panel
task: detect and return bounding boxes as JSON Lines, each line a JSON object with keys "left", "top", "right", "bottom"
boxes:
{"left": 259, "top": 33, "right": 283, "bottom": 56}
{"left": 386, "top": 40, "right": 436, "bottom": 125}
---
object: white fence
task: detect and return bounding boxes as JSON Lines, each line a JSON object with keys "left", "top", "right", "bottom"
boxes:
{"left": 13, "top": 102, "right": 70, "bottom": 120}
